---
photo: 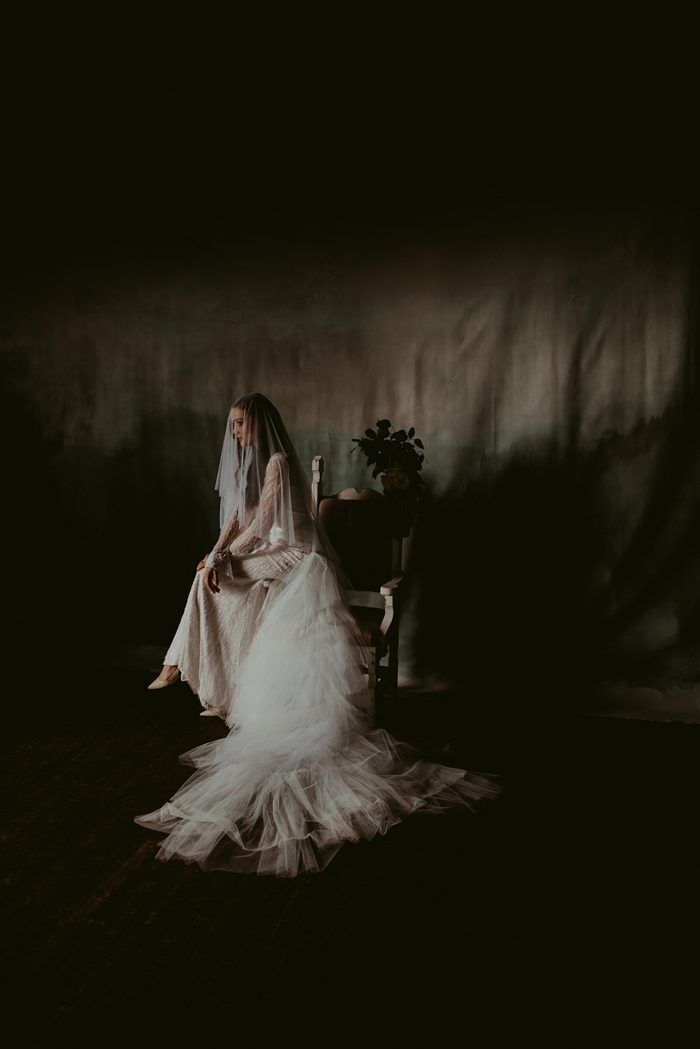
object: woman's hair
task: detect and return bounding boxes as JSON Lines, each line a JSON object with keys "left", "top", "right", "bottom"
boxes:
{"left": 231, "top": 392, "right": 287, "bottom": 462}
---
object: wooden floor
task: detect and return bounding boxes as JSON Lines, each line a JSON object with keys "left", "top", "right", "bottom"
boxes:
{"left": 3, "top": 670, "right": 699, "bottom": 1042}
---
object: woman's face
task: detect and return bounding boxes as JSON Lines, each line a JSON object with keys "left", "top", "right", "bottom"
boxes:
{"left": 231, "top": 408, "right": 254, "bottom": 447}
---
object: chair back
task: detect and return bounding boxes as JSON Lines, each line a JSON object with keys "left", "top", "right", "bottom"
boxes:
{"left": 311, "top": 456, "right": 397, "bottom": 591}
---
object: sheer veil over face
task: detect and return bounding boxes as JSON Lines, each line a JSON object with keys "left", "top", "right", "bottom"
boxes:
{"left": 213, "top": 392, "right": 353, "bottom": 591}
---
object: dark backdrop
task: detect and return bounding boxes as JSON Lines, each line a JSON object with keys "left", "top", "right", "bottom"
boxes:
{"left": 3, "top": 168, "right": 699, "bottom": 720}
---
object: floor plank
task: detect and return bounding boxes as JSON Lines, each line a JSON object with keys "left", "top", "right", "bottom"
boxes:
{"left": 3, "top": 669, "right": 699, "bottom": 1040}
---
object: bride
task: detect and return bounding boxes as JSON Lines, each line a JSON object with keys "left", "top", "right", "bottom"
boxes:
{"left": 135, "top": 392, "right": 501, "bottom": 876}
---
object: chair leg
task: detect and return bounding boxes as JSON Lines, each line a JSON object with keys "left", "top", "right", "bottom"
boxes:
{"left": 376, "top": 635, "right": 399, "bottom": 710}
{"left": 386, "top": 630, "right": 399, "bottom": 705}
{"left": 366, "top": 646, "right": 377, "bottom": 722}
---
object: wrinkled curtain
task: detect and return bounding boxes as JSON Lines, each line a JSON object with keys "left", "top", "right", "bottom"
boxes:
{"left": 2, "top": 183, "right": 698, "bottom": 719}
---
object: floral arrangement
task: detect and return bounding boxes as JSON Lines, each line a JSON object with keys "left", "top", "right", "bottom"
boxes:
{"left": 351, "top": 418, "right": 426, "bottom": 537}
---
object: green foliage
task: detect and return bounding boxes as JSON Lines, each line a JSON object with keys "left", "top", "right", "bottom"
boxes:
{"left": 350, "top": 418, "right": 426, "bottom": 536}
{"left": 351, "top": 418, "right": 426, "bottom": 488}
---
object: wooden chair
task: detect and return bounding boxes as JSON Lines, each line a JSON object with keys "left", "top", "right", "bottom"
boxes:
{"left": 310, "top": 454, "right": 406, "bottom": 721}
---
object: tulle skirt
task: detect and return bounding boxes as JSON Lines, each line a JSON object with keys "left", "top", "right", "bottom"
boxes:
{"left": 135, "top": 551, "right": 501, "bottom": 876}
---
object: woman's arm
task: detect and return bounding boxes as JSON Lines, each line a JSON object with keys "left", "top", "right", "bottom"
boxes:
{"left": 203, "top": 454, "right": 286, "bottom": 592}
{"left": 227, "top": 454, "right": 285, "bottom": 557}
{"left": 204, "top": 510, "right": 241, "bottom": 569}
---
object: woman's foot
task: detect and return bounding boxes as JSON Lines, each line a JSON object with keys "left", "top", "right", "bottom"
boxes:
{"left": 200, "top": 706, "right": 225, "bottom": 718}
{"left": 147, "top": 665, "right": 181, "bottom": 690}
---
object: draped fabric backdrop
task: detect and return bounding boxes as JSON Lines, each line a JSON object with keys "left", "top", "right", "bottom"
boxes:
{"left": 3, "top": 178, "right": 699, "bottom": 720}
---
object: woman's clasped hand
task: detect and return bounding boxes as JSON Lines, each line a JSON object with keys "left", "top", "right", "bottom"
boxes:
{"left": 196, "top": 554, "right": 221, "bottom": 594}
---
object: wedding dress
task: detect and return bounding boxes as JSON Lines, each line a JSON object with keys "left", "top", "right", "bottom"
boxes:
{"left": 135, "top": 393, "right": 501, "bottom": 876}
{"left": 161, "top": 453, "right": 312, "bottom": 719}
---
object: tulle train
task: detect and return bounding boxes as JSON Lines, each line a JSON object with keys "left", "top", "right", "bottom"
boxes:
{"left": 135, "top": 552, "right": 501, "bottom": 876}
{"left": 135, "top": 726, "right": 500, "bottom": 876}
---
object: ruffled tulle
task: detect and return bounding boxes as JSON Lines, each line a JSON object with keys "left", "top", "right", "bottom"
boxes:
{"left": 135, "top": 726, "right": 500, "bottom": 876}
{"left": 136, "top": 552, "right": 502, "bottom": 876}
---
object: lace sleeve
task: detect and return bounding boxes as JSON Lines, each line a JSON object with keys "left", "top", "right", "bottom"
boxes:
{"left": 205, "top": 511, "right": 241, "bottom": 568}
{"left": 227, "top": 454, "right": 285, "bottom": 557}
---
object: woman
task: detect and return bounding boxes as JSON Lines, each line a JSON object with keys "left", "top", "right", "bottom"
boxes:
{"left": 147, "top": 394, "right": 315, "bottom": 720}
{"left": 135, "top": 393, "right": 501, "bottom": 876}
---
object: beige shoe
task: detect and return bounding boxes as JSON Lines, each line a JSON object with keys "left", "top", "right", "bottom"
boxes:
{"left": 147, "top": 665, "right": 181, "bottom": 690}
{"left": 200, "top": 707, "right": 225, "bottom": 718}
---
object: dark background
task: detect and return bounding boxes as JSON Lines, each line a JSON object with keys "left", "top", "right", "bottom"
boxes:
{"left": 3, "top": 165, "right": 700, "bottom": 723}
{"left": 3, "top": 28, "right": 698, "bottom": 727}
{"left": 3, "top": 27, "right": 700, "bottom": 1040}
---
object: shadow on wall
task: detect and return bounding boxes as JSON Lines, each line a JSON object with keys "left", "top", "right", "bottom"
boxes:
{"left": 73, "top": 407, "right": 222, "bottom": 648}
{"left": 406, "top": 393, "right": 700, "bottom": 711}
{"left": 1, "top": 352, "right": 76, "bottom": 680}
{"left": 0, "top": 382, "right": 222, "bottom": 672}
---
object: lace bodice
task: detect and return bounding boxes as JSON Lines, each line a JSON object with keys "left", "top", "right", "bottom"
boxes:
{"left": 207, "top": 453, "right": 296, "bottom": 567}
{"left": 229, "top": 453, "right": 287, "bottom": 556}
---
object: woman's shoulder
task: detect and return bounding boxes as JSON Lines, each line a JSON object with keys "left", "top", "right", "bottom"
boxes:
{"left": 264, "top": 451, "right": 288, "bottom": 477}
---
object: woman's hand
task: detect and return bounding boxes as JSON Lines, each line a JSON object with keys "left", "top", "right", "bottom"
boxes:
{"left": 205, "top": 566, "right": 220, "bottom": 594}
{"left": 196, "top": 556, "right": 209, "bottom": 571}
